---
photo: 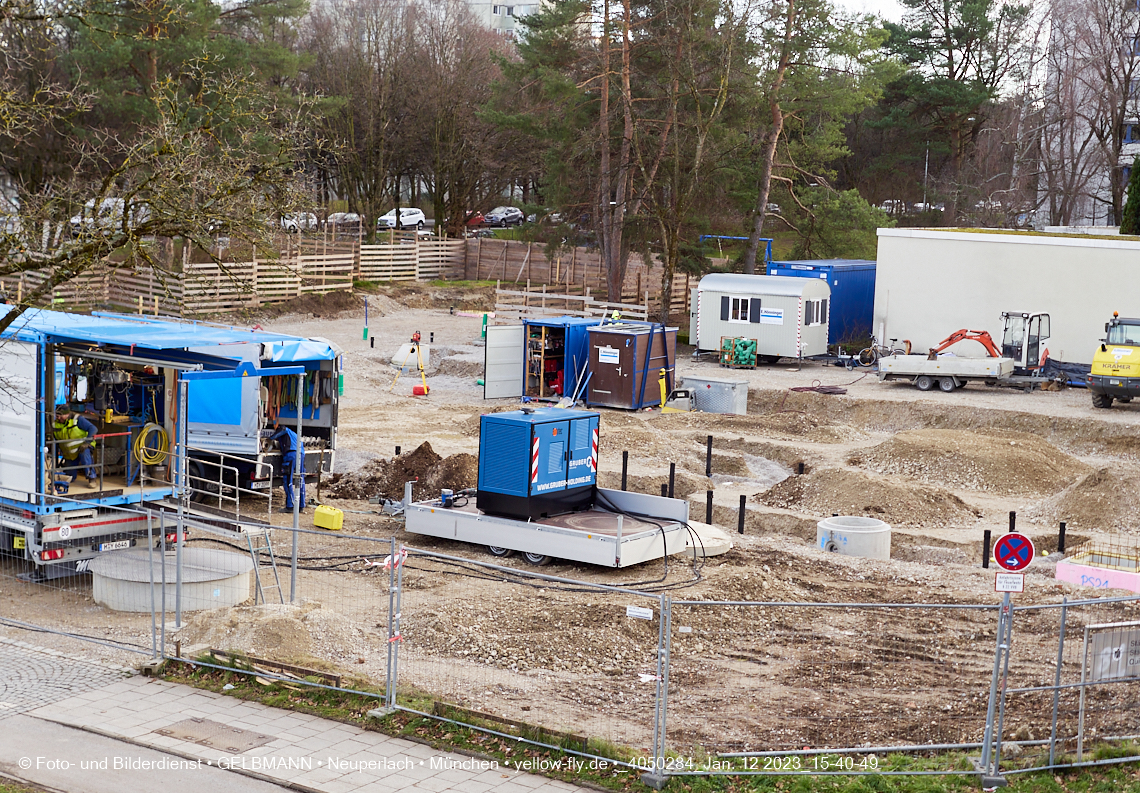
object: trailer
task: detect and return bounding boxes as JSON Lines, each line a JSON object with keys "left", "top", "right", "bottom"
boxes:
{"left": 877, "top": 355, "right": 1016, "bottom": 391}
{"left": 0, "top": 307, "right": 341, "bottom": 579}
{"left": 404, "top": 406, "right": 690, "bottom": 567}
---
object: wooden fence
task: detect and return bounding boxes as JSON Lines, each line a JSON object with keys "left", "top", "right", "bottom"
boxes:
{"left": 3, "top": 234, "right": 465, "bottom": 316}
{"left": 494, "top": 282, "right": 650, "bottom": 321}
{"left": 463, "top": 238, "right": 694, "bottom": 316}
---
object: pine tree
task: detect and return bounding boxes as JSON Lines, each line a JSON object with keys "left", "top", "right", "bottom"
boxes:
{"left": 1121, "top": 157, "right": 1140, "bottom": 234}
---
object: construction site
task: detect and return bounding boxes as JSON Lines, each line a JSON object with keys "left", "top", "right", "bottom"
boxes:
{"left": 5, "top": 233, "right": 1140, "bottom": 786}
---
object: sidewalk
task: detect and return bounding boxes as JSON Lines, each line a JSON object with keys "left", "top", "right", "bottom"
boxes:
{"left": 0, "top": 637, "right": 593, "bottom": 793}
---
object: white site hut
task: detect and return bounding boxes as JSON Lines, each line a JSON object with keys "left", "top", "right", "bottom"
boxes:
{"left": 689, "top": 273, "right": 831, "bottom": 361}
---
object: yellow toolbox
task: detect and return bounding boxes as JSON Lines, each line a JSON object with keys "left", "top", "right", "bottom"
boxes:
{"left": 313, "top": 504, "right": 344, "bottom": 531}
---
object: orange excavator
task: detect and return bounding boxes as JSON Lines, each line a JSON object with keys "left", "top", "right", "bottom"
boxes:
{"left": 927, "top": 329, "right": 1003, "bottom": 359}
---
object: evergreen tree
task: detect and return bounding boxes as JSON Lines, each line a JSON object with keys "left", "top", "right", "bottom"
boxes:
{"left": 1121, "top": 157, "right": 1140, "bottom": 234}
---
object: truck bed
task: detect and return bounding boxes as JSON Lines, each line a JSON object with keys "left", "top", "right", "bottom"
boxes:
{"left": 404, "top": 487, "right": 690, "bottom": 568}
{"left": 878, "top": 355, "right": 1014, "bottom": 380}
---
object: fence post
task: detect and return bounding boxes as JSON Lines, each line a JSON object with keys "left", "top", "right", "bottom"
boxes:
{"left": 978, "top": 595, "right": 1011, "bottom": 787}
{"left": 159, "top": 511, "right": 167, "bottom": 659}
{"left": 147, "top": 511, "right": 157, "bottom": 659}
{"left": 705, "top": 435, "right": 713, "bottom": 477}
{"left": 290, "top": 371, "right": 303, "bottom": 602}
{"left": 642, "top": 595, "right": 672, "bottom": 790}
{"left": 668, "top": 463, "right": 675, "bottom": 499}
{"left": 1048, "top": 597, "right": 1068, "bottom": 767}
{"left": 705, "top": 490, "right": 713, "bottom": 525}
{"left": 622, "top": 451, "right": 628, "bottom": 491}
{"left": 738, "top": 495, "right": 746, "bottom": 534}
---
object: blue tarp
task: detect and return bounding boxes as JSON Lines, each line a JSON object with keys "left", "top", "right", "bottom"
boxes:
{"left": 267, "top": 339, "right": 337, "bottom": 363}
{"left": 0, "top": 306, "right": 338, "bottom": 365}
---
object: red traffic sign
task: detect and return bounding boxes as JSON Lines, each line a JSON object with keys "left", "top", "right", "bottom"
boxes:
{"left": 994, "top": 533, "right": 1035, "bottom": 572}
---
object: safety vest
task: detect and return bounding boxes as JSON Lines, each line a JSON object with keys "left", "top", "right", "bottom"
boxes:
{"left": 53, "top": 419, "right": 91, "bottom": 460}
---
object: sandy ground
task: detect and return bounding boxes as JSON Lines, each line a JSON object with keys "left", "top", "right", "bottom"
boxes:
{"left": 5, "top": 284, "right": 1140, "bottom": 758}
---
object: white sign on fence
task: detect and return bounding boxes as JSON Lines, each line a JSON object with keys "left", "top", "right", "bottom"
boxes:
{"left": 760, "top": 308, "right": 784, "bottom": 325}
{"left": 994, "top": 573, "right": 1024, "bottom": 593}
{"left": 1089, "top": 626, "right": 1140, "bottom": 682}
{"left": 626, "top": 605, "right": 654, "bottom": 621}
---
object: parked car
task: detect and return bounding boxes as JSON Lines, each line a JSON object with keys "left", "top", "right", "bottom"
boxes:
{"left": 377, "top": 207, "right": 426, "bottom": 230}
{"left": 69, "top": 198, "right": 150, "bottom": 236}
{"left": 464, "top": 210, "right": 485, "bottom": 227}
{"left": 484, "top": 206, "right": 524, "bottom": 227}
{"left": 766, "top": 203, "right": 781, "bottom": 214}
{"left": 879, "top": 199, "right": 906, "bottom": 215}
{"left": 327, "top": 212, "right": 365, "bottom": 234}
{"left": 911, "top": 202, "right": 936, "bottom": 213}
{"left": 281, "top": 212, "right": 318, "bottom": 233}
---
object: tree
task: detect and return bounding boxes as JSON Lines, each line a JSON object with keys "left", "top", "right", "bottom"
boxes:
{"left": 783, "top": 187, "right": 893, "bottom": 258}
{"left": 741, "top": 0, "right": 890, "bottom": 272}
{"left": 0, "top": 2, "right": 310, "bottom": 334}
{"left": 878, "top": 0, "right": 1031, "bottom": 220}
{"left": 1122, "top": 156, "right": 1140, "bottom": 234}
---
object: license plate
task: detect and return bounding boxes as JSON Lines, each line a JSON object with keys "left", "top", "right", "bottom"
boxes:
{"left": 249, "top": 480, "right": 272, "bottom": 490}
{"left": 99, "top": 540, "right": 131, "bottom": 552}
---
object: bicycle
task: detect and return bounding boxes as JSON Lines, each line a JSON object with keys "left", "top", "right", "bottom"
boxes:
{"left": 856, "top": 336, "right": 911, "bottom": 367}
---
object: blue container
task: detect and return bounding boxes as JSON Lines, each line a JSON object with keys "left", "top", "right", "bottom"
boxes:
{"left": 767, "top": 259, "right": 876, "bottom": 345}
{"left": 477, "top": 408, "right": 600, "bottom": 520}
{"left": 524, "top": 316, "right": 596, "bottom": 398}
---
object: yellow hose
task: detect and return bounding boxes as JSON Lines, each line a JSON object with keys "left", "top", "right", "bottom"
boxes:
{"left": 133, "top": 422, "right": 169, "bottom": 465}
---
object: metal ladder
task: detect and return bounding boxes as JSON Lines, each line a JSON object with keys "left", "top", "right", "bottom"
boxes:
{"left": 245, "top": 528, "right": 284, "bottom": 604}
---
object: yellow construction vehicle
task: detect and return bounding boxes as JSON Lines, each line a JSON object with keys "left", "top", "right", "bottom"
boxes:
{"left": 1089, "top": 312, "right": 1140, "bottom": 408}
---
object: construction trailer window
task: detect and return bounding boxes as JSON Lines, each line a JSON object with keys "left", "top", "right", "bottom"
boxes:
{"left": 722, "top": 295, "right": 762, "bottom": 324}
{"left": 805, "top": 298, "right": 828, "bottom": 326}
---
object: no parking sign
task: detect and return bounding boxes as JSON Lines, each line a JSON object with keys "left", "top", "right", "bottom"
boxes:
{"left": 993, "top": 533, "right": 1035, "bottom": 572}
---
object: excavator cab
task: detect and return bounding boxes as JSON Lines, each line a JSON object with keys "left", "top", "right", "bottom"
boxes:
{"left": 1000, "top": 312, "right": 1050, "bottom": 374}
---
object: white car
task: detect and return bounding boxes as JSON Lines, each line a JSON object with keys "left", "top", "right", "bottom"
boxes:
{"left": 69, "top": 198, "right": 150, "bottom": 235}
{"left": 377, "top": 207, "right": 426, "bottom": 230}
{"left": 281, "top": 212, "right": 318, "bottom": 232}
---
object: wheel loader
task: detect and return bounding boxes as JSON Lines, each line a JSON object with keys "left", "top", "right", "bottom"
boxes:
{"left": 1089, "top": 312, "right": 1140, "bottom": 408}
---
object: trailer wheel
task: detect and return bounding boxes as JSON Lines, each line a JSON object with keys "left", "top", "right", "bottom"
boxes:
{"left": 522, "top": 552, "right": 552, "bottom": 566}
{"left": 487, "top": 546, "right": 514, "bottom": 558}
{"left": 915, "top": 375, "right": 934, "bottom": 391}
{"left": 1092, "top": 392, "right": 1113, "bottom": 409}
{"left": 938, "top": 377, "right": 956, "bottom": 392}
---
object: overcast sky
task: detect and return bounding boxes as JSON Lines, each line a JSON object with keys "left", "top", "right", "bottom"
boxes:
{"left": 837, "top": 0, "right": 907, "bottom": 22}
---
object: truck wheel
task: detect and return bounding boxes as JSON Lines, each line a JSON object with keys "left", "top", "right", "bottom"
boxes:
{"left": 938, "top": 377, "right": 956, "bottom": 392}
{"left": 487, "top": 546, "right": 514, "bottom": 558}
{"left": 1092, "top": 392, "right": 1113, "bottom": 409}
{"left": 522, "top": 552, "right": 552, "bottom": 566}
{"left": 915, "top": 375, "right": 934, "bottom": 391}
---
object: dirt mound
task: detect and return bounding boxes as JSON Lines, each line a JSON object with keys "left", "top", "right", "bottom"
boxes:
{"left": 757, "top": 468, "right": 982, "bottom": 527}
{"left": 849, "top": 429, "right": 1089, "bottom": 496}
{"left": 667, "top": 410, "right": 864, "bottom": 443}
{"left": 598, "top": 470, "right": 712, "bottom": 498}
{"left": 423, "top": 453, "right": 479, "bottom": 494}
{"left": 1027, "top": 466, "right": 1140, "bottom": 531}
{"left": 325, "top": 441, "right": 451, "bottom": 500}
{"left": 251, "top": 290, "right": 363, "bottom": 320}
{"left": 180, "top": 600, "right": 370, "bottom": 666}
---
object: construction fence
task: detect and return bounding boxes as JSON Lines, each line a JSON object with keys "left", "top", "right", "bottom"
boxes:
{"left": 5, "top": 519, "right": 1140, "bottom": 786}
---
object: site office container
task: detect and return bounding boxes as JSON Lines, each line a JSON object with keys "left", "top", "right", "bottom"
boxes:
{"left": 483, "top": 316, "right": 595, "bottom": 401}
{"left": 586, "top": 322, "right": 678, "bottom": 410}
{"left": 689, "top": 273, "right": 830, "bottom": 360}
{"left": 767, "top": 259, "right": 876, "bottom": 346}
{"left": 0, "top": 308, "right": 340, "bottom": 580}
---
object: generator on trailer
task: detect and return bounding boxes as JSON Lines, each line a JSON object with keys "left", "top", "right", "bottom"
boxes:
{"left": 0, "top": 307, "right": 341, "bottom": 580}
{"left": 405, "top": 408, "right": 689, "bottom": 567}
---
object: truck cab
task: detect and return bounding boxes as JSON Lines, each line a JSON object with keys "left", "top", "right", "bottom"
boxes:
{"left": 1000, "top": 311, "right": 1050, "bottom": 375}
{"left": 1089, "top": 314, "right": 1140, "bottom": 408}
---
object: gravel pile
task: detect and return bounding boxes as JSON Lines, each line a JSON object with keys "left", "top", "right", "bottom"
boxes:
{"left": 757, "top": 468, "right": 982, "bottom": 527}
{"left": 1027, "top": 465, "right": 1140, "bottom": 531}
{"left": 848, "top": 429, "right": 1089, "bottom": 496}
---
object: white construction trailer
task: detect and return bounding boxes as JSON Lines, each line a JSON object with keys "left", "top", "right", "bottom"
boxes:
{"left": 875, "top": 228, "right": 1140, "bottom": 365}
{"left": 688, "top": 273, "right": 830, "bottom": 360}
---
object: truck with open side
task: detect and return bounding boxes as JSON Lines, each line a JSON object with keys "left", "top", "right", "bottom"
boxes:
{"left": 877, "top": 311, "right": 1051, "bottom": 392}
{"left": 403, "top": 407, "right": 690, "bottom": 567}
{"left": 0, "top": 307, "right": 340, "bottom": 579}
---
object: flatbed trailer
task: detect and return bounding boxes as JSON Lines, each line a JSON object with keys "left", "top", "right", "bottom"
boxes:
{"left": 404, "top": 487, "right": 690, "bottom": 568}
{"left": 877, "top": 354, "right": 1050, "bottom": 391}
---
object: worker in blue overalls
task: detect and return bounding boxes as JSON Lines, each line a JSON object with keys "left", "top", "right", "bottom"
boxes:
{"left": 53, "top": 410, "right": 98, "bottom": 485}
{"left": 270, "top": 422, "right": 306, "bottom": 511}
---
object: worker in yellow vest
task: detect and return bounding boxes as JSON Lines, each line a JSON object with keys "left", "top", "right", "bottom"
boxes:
{"left": 53, "top": 410, "right": 98, "bottom": 485}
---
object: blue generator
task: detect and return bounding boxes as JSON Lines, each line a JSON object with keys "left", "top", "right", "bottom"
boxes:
{"left": 477, "top": 408, "right": 600, "bottom": 520}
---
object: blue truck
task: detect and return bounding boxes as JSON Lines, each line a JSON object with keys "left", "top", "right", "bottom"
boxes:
{"left": 0, "top": 307, "right": 341, "bottom": 579}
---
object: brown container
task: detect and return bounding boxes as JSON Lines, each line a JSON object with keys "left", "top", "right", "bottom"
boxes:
{"left": 586, "top": 323, "right": 677, "bottom": 409}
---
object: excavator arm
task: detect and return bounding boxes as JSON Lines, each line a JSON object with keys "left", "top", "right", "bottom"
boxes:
{"left": 929, "top": 329, "right": 1003, "bottom": 358}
